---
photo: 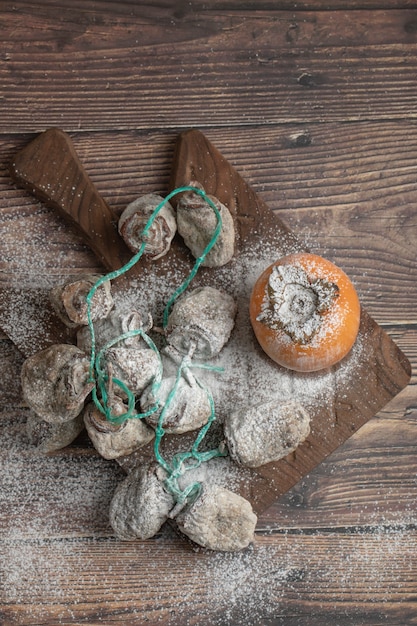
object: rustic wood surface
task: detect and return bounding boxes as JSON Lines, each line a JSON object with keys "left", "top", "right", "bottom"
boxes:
{"left": 0, "top": 2, "right": 416, "bottom": 625}
{"left": 7, "top": 126, "right": 410, "bottom": 520}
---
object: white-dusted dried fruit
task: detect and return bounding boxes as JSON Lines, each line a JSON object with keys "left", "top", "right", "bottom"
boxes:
{"left": 105, "top": 346, "right": 160, "bottom": 397}
{"left": 165, "top": 286, "right": 237, "bottom": 359}
{"left": 84, "top": 399, "right": 154, "bottom": 460}
{"left": 141, "top": 376, "right": 211, "bottom": 435}
{"left": 77, "top": 309, "right": 152, "bottom": 354}
{"left": 21, "top": 344, "right": 94, "bottom": 424}
{"left": 26, "top": 410, "right": 84, "bottom": 453}
{"left": 109, "top": 463, "right": 175, "bottom": 540}
{"left": 175, "top": 484, "right": 257, "bottom": 551}
{"left": 50, "top": 274, "right": 113, "bottom": 328}
{"left": 118, "top": 193, "right": 177, "bottom": 260}
{"left": 224, "top": 399, "right": 311, "bottom": 468}
{"left": 176, "top": 182, "right": 235, "bottom": 267}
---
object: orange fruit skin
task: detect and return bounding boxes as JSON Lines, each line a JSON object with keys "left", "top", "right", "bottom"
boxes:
{"left": 249, "top": 253, "right": 361, "bottom": 372}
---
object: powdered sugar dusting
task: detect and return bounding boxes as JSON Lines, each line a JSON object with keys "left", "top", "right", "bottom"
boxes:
{"left": 0, "top": 242, "right": 411, "bottom": 623}
{"left": 0, "top": 409, "right": 123, "bottom": 603}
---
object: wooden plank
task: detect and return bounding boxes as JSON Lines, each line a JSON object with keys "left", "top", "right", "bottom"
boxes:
{"left": 9, "top": 128, "right": 129, "bottom": 271}
{"left": 0, "top": 3, "right": 415, "bottom": 623}
{"left": 2, "top": 123, "right": 414, "bottom": 530}
{"left": 3, "top": 4, "right": 417, "bottom": 53}
{"left": 0, "top": 337, "right": 25, "bottom": 407}
{"left": 1, "top": 335, "right": 413, "bottom": 536}
{"left": 0, "top": 322, "right": 417, "bottom": 536}
{"left": 3, "top": 0, "right": 417, "bottom": 21}
{"left": 3, "top": 121, "right": 417, "bottom": 322}
{"left": 0, "top": 333, "right": 411, "bottom": 537}
{"left": 4, "top": 128, "right": 411, "bottom": 519}
{"left": 0, "top": 409, "right": 124, "bottom": 539}
{"left": 0, "top": 331, "right": 410, "bottom": 536}
{"left": 261, "top": 409, "right": 417, "bottom": 529}
{"left": 2, "top": 400, "right": 416, "bottom": 536}
{"left": 2, "top": 7, "right": 417, "bottom": 131}
{"left": 1, "top": 532, "right": 416, "bottom": 625}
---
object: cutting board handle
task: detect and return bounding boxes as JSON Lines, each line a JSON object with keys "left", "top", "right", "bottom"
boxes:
{"left": 10, "top": 128, "right": 129, "bottom": 270}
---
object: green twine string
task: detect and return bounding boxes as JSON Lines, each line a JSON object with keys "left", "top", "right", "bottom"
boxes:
{"left": 161, "top": 190, "right": 223, "bottom": 329}
{"left": 85, "top": 185, "right": 227, "bottom": 503}
{"left": 152, "top": 352, "right": 226, "bottom": 503}
{"left": 91, "top": 328, "right": 163, "bottom": 425}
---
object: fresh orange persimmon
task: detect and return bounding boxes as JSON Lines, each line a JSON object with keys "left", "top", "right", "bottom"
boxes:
{"left": 249, "top": 252, "right": 361, "bottom": 372}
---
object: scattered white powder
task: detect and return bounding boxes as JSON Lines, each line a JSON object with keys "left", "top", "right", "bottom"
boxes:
{"left": 0, "top": 198, "right": 99, "bottom": 355}
{"left": 2, "top": 223, "right": 371, "bottom": 525}
{"left": 166, "top": 539, "right": 293, "bottom": 625}
{"left": 169, "top": 526, "right": 417, "bottom": 625}
{"left": 0, "top": 193, "right": 97, "bottom": 282}
{"left": 0, "top": 410, "right": 124, "bottom": 604}
{"left": 2, "top": 208, "right": 366, "bottom": 441}
{"left": 1, "top": 191, "right": 407, "bottom": 622}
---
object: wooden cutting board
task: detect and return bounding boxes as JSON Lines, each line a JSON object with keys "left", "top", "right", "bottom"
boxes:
{"left": 6, "top": 128, "right": 411, "bottom": 514}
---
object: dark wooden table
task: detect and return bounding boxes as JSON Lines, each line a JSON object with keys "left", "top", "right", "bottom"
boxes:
{"left": 1, "top": 2, "right": 416, "bottom": 625}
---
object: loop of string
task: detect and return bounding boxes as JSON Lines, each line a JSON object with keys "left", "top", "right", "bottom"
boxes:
{"left": 85, "top": 185, "right": 228, "bottom": 503}
{"left": 91, "top": 328, "right": 163, "bottom": 425}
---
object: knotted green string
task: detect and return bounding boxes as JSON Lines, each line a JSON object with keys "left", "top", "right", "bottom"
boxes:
{"left": 85, "top": 185, "right": 228, "bottom": 503}
{"left": 91, "top": 328, "right": 163, "bottom": 425}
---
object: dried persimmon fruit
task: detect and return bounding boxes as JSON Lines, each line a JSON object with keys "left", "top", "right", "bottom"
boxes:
{"left": 249, "top": 252, "right": 361, "bottom": 372}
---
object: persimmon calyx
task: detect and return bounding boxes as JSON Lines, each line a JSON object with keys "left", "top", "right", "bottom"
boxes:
{"left": 256, "top": 264, "right": 339, "bottom": 343}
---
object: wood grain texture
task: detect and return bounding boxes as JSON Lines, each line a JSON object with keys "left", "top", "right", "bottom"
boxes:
{"left": 1, "top": 2, "right": 416, "bottom": 625}
{"left": 5, "top": 123, "right": 416, "bottom": 320}
{"left": 1, "top": 532, "right": 416, "bottom": 626}
{"left": 3, "top": 121, "right": 417, "bottom": 322}
{"left": 5, "top": 127, "right": 411, "bottom": 519}
{"left": 10, "top": 128, "right": 128, "bottom": 271}
{"left": 1, "top": 6, "right": 417, "bottom": 132}
{"left": 0, "top": 327, "right": 412, "bottom": 538}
